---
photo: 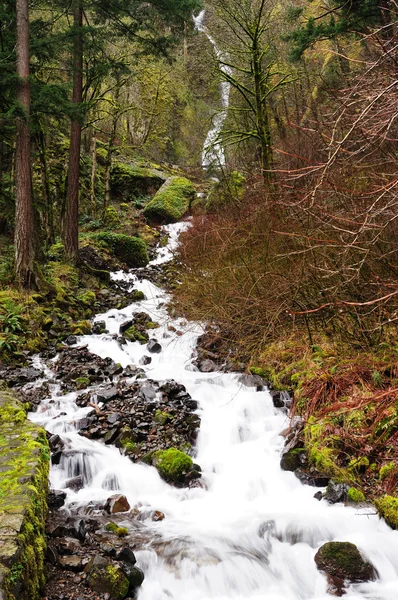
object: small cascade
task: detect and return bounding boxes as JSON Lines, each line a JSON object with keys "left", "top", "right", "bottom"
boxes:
{"left": 28, "top": 222, "right": 398, "bottom": 600}
{"left": 193, "top": 10, "right": 232, "bottom": 169}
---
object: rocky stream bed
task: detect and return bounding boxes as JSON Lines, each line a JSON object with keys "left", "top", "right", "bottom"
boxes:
{"left": 2, "top": 223, "right": 398, "bottom": 600}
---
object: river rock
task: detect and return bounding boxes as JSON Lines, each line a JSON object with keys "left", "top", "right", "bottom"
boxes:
{"left": 59, "top": 555, "right": 84, "bottom": 572}
{"left": 106, "top": 494, "right": 131, "bottom": 514}
{"left": 324, "top": 480, "right": 349, "bottom": 504}
{"left": 122, "top": 563, "right": 145, "bottom": 588}
{"left": 280, "top": 448, "right": 308, "bottom": 471}
{"left": 65, "top": 475, "right": 84, "bottom": 491}
{"left": 48, "top": 518, "right": 86, "bottom": 542}
{"left": 88, "top": 561, "right": 130, "bottom": 599}
{"left": 140, "top": 355, "right": 152, "bottom": 365}
{"left": 315, "top": 541, "right": 377, "bottom": 594}
{"left": 238, "top": 373, "right": 267, "bottom": 390}
{"left": 197, "top": 359, "right": 218, "bottom": 372}
{"left": 92, "top": 320, "right": 107, "bottom": 334}
{"left": 147, "top": 339, "right": 162, "bottom": 353}
{"left": 48, "top": 490, "right": 67, "bottom": 510}
{"left": 115, "top": 547, "right": 137, "bottom": 564}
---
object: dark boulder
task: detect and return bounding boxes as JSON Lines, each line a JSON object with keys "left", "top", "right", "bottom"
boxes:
{"left": 48, "top": 490, "right": 67, "bottom": 510}
{"left": 147, "top": 339, "right": 162, "bottom": 353}
{"left": 324, "top": 480, "right": 349, "bottom": 504}
{"left": 280, "top": 448, "right": 308, "bottom": 472}
{"left": 315, "top": 541, "right": 377, "bottom": 595}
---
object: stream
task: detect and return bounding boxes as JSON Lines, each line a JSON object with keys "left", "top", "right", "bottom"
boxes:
{"left": 27, "top": 221, "right": 398, "bottom": 600}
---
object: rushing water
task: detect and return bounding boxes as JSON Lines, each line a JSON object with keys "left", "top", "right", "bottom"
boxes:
{"left": 30, "top": 222, "right": 398, "bottom": 599}
{"left": 193, "top": 10, "right": 232, "bottom": 168}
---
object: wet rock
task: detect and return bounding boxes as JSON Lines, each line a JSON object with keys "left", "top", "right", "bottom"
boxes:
{"left": 139, "top": 384, "right": 157, "bottom": 402}
{"left": 197, "top": 359, "right": 217, "bottom": 373}
{"left": 104, "top": 428, "right": 120, "bottom": 445}
{"left": 65, "top": 335, "right": 78, "bottom": 346}
{"left": 105, "top": 494, "right": 131, "bottom": 514}
{"left": 314, "top": 491, "right": 323, "bottom": 501}
{"left": 324, "top": 480, "right": 349, "bottom": 504}
{"left": 139, "top": 355, "right": 152, "bottom": 365}
{"left": 314, "top": 541, "right": 377, "bottom": 589}
{"left": 97, "top": 386, "right": 118, "bottom": 402}
{"left": 55, "top": 537, "right": 82, "bottom": 556}
{"left": 270, "top": 390, "right": 290, "bottom": 409}
{"left": 65, "top": 475, "right": 84, "bottom": 492}
{"left": 92, "top": 321, "right": 107, "bottom": 335}
{"left": 48, "top": 490, "right": 67, "bottom": 510}
{"left": 115, "top": 547, "right": 137, "bottom": 564}
{"left": 4, "top": 366, "right": 43, "bottom": 387}
{"left": 48, "top": 518, "right": 86, "bottom": 542}
{"left": 147, "top": 339, "right": 162, "bottom": 353}
{"left": 280, "top": 448, "right": 308, "bottom": 472}
{"left": 238, "top": 373, "right": 267, "bottom": 390}
{"left": 294, "top": 470, "right": 329, "bottom": 487}
{"left": 46, "top": 543, "right": 59, "bottom": 566}
{"left": 87, "top": 561, "right": 130, "bottom": 599}
{"left": 122, "top": 563, "right": 145, "bottom": 589}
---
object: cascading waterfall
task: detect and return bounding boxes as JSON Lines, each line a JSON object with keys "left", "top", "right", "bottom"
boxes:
{"left": 30, "top": 221, "right": 398, "bottom": 600}
{"left": 193, "top": 10, "right": 232, "bottom": 169}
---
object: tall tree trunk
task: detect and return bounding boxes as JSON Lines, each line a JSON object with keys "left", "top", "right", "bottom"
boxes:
{"left": 90, "top": 132, "right": 97, "bottom": 218}
{"left": 253, "top": 42, "right": 273, "bottom": 180}
{"left": 15, "top": 0, "right": 35, "bottom": 288}
{"left": 37, "top": 124, "right": 54, "bottom": 245}
{"left": 63, "top": 0, "right": 83, "bottom": 263}
{"left": 104, "top": 117, "right": 118, "bottom": 210}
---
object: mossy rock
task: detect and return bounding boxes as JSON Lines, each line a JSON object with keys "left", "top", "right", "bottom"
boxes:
{"left": 375, "top": 495, "right": 398, "bottom": 529}
{"left": 152, "top": 448, "right": 193, "bottom": 484}
{"left": 88, "top": 563, "right": 130, "bottom": 599}
{"left": 347, "top": 487, "right": 365, "bottom": 503}
{"left": 110, "top": 162, "right": 166, "bottom": 202}
{"left": 314, "top": 541, "right": 377, "bottom": 583}
{"left": 143, "top": 177, "right": 196, "bottom": 224}
{"left": 123, "top": 326, "right": 149, "bottom": 344}
{"left": 93, "top": 233, "right": 149, "bottom": 268}
{"left": 280, "top": 447, "right": 307, "bottom": 472}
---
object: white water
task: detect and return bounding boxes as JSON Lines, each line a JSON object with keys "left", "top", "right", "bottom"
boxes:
{"left": 30, "top": 222, "right": 398, "bottom": 599}
{"left": 193, "top": 10, "right": 232, "bottom": 168}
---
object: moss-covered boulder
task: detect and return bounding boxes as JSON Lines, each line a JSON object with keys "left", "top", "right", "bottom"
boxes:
{"left": 87, "top": 561, "right": 129, "bottom": 599}
{"left": 93, "top": 233, "right": 149, "bottom": 268}
{"left": 314, "top": 541, "right": 377, "bottom": 584}
{"left": 374, "top": 495, "right": 398, "bottom": 529}
{"left": 110, "top": 162, "right": 166, "bottom": 202}
{"left": 143, "top": 176, "right": 196, "bottom": 223}
{"left": 152, "top": 448, "right": 193, "bottom": 485}
{"left": 280, "top": 447, "right": 307, "bottom": 472}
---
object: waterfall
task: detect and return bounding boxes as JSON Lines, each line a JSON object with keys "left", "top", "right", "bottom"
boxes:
{"left": 193, "top": 10, "right": 232, "bottom": 169}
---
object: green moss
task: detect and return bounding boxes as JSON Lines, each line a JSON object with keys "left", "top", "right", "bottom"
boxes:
{"left": 72, "top": 320, "right": 92, "bottom": 335}
{"left": 374, "top": 495, "right": 398, "bottom": 529}
{"left": 154, "top": 410, "right": 170, "bottom": 426}
{"left": 0, "top": 394, "right": 49, "bottom": 600}
{"left": 75, "top": 377, "right": 90, "bottom": 390}
{"left": 105, "top": 521, "right": 119, "bottom": 533}
{"left": 144, "top": 177, "right": 195, "bottom": 223}
{"left": 110, "top": 162, "right": 165, "bottom": 202}
{"left": 379, "top": 462, "right": 396, "bottom": 480}
{"left": 348, "top": 456, "right": 369, "bottom": 474}
{"left": 93, "top": 232, "right": 149, "bottom": 268}
{"left": 103, "top": 206, "right": 120, "bottom": 229}
{"left": 347, "top": 487, "right": 366, "bottom": 503}
{"left": 152, "top": 448, "right": 193, "bottom": 483}
{"left": 88, "top": 563, "right": 130, "bottom": 599}
{"left": 315, "top": 541, "right": 376, "bottom": 582}
{"left": 123, "top": 326, "right": 148, "bottom": 344}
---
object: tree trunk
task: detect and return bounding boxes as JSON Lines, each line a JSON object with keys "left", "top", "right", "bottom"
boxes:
{"left": 104, "top": 118, "right": 118, "bottom": 210}
{"left": 15, "top": 0, "right": 35, "bottom": 288}
{"left": 37, "top": 124, "right": 54, "bottom": 245}
{"left": 90, "top": 132, "right": 97, "bottom": 218}
{"left": 253, "top": 41, "right": 273, "bottom": 180}
{"left": 63, "top": 0, "right": 83, "bottom": 263}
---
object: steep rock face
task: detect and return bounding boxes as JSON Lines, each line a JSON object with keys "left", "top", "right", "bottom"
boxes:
{"left": 0, "top": 393, "right": 50, "bottom": 600}
{"left": 143, "top": 176, "right": 196, "bottom": 223}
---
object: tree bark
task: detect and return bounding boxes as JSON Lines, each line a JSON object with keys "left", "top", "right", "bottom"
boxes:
{"left": 63, "top": 0, "right": 83, "bottom": 263}
{"left": 15, "top": 0, "right": 35, "bottom": 288}
{"left": 90, "top": 132, "right": 97, "bottom": 218}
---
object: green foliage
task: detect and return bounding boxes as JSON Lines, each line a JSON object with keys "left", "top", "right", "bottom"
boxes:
{"left": 379, "top": 462, "right": 396, "bottom": 480}
{"left": 144, "top": 177, "right": 195, "bottom": 223}
{"left": 153, "top": 447, "right": 193, "bottom": 483}
{"left": 93, "top": 232, "right": 149, "bottom": 267}
{"left": 375, "top": 495, "right": 398, "bottom": 529}
{"left": 105, "top": 522, "right": 129, "bottom": 537}
{"left": 206, "top": 171, "right": 246, "bottom": 210}
{"left": 286, "top": 0, "right": 381, "bottom": 61}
